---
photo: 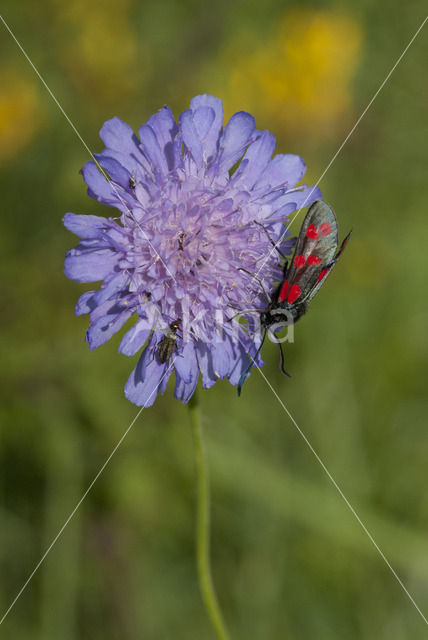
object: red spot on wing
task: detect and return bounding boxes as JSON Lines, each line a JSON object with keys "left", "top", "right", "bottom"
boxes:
{"left": 294, "top": 254, "right": 306, "bottom": 268}
{"left": 306, "top": 224, "right": 318, "bottom": 239}
{"left": 307, "top": 255, "right": 322, "bottom": 266}
{"left": 287, "top": 284, "right": 301, "bottom": 303}
{"left": 317, "top": 267, "right": 329, "bottom": 283}
{"left": 320, "top": 222, "right": 332, "bottom": 236}
{"left": 279, "top": 280, "right": 289, "bottom": 302}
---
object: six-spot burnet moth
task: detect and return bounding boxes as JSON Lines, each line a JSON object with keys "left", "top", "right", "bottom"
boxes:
{"left": 237, "top": 200, "right": 352, "bottom": 395}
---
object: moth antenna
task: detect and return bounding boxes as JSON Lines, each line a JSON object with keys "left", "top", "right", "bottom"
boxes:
{"left": 335, "top": 229, "right": 353, "bottom": 260}
{"left": 238, "top": 330, "right": 267, "bottom": 396}
{"left": 253, "top": 220, "right": 290, "bottom": 261}
{"left": 238, "top": 267, "right": 272, "bottom": 304}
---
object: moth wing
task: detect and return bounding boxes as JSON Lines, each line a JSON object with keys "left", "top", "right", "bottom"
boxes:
{"left": 301, "top": 227, "right": 353, "bottom": 304}
{"left": 281, "top": 201, "right": 339, "bottom": 298}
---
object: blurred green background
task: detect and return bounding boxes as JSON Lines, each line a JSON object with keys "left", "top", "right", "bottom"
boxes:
{"left": 1, "top": 1, "right": 428, "bottom": 638}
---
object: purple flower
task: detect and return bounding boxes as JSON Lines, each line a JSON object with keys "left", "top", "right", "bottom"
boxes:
{"left": 64, "top": 94, "right": 321, "bottom": 407}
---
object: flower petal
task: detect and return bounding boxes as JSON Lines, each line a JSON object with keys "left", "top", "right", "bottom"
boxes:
{"left": 211, "top": 341, "right": 230, "bottom": 379}
{"left": 227, "top": 332, "right": 256, "bottom": 386}
{"left": 63, "top": 212, "right": 110, "bottom": 239}
{"left": 100, "top": 117, "right": 140, "bottom": 155}
{"left": 273, "top": 185, "right": 322, "bottom": 213}
{"left": 94, "top": 156, "right": 132, "bottom": 190}
{"left": 217, "top": 112, "right": 256, "bottom": 173}
{"left": 196, "top": 343, "right": 217, "bottom": 389}
{"left": 75, "top": 291, "right": 97, "bottom": 316}
{"left": 139, "top": 124, "right": 168, "bottom": 176}
{"left": 81, "top": 161, "right": 121, "bottom": 206}
{"left": 93, "top": 272, "right": 129, "bottom": 306}
{"left": 192, "top": 107, "right": 215, "bottom": 146}
{"left": 173, "top": 340, "right": 198, "bottom": 384}
{"left": 174, "top": 371, "right": 198, "bottom": 403}
{"left": 64, "top": 248, "right": 119, "bottom": 282}
{"left": 119, "top": 318, "right": 153, "bottom": 356}
{"left": 98, "top": 148, "right": 151, "bottom": 181}
{"left": 125, "top": 337, "right": 172, "bottom": 407}
{"left": 146, "top": 106, "right": 179, "bottom": 172}
{"left": 263, "top": 201, "right": 298, "bottom": 223}
{"left": 233, "top": 130, "right": 276, "bottom": 189}
{"left": 256, "top": 153, "right": 307, "bottom": 190}
{"left": 87, "top": 306, "right": 133, "bottom": 349}
{"left": 180, "top": 109, "right": 203, "bottom": 168}
{"left": 190, "top": 94, "right": 223, "bottom": 161}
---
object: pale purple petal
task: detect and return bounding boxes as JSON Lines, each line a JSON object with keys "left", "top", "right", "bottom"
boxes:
{"left": 255, "top": 154, "right": 307, "bottom": 190}
{"left": 81, "top": 162, "right": 121, "bottom": 206}
{"left": 146, "top": 106, "right": 179, "bottom": 171}
{"left": 196, "top": 343, "right": 217, "bottom": 389}
{"left": 174, "top": 371, "right": 198, "bottom": 403}
{"left": 217, "top": 112, "right": 256, "bottom": 173}
{"left": 211, "top": 341, "right": 230, "bottom": 379}
{"left": 87, "top": 306, "right": 133, "bottom": 349}
{"left": 180, "top": 109, "right": 203, "bottom": 168}
{"left": 93, "top": 272, "right": 130, "bottom": 306}
{"left": 174, "top": 340, "right": 198, "bottom": 384}
{"left": 190, "top": 94, "right": 223, "bottom": 161}
{"left": 233, "top": 130, "right": 276, "bottom": 188}
{"left": 125, "top": 336, "right": 172, "bottom": 407}
{"left": 139, "top": 124, "right": 169, "bottom": 176}
{"left": 65, "top": 248, "right": 119, "bottom": 282}
{"left": 100, "top": 117, "right": 140, "bottom": 155}
{"left": 94, "top": 156, "right": 132, "bottom": 189}
{"left": 63, "top": 213, "right": 110, "bottom": 239}
{"left": 119, "top": 317, "right": 153, "bottom": 355}
{"left": 273, "top": 185, "right": 322, "bottom": 212}
{"left": 75, "top": 291, "right": 96, "bottom": 315}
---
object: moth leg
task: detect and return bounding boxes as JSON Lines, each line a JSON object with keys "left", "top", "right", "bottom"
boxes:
{"left": 238, "top": 267, "right": 272, "bottom": 304}
{"left": 278, "top": 342, "right": 292, "bottom": 378}
{"left": 227, "top": 308, "right": 267, "bottom": 322}
{"left": 254, "top": 220, "right": 289, "bottom": 261}
{"left": 281, "top": 260, "right": 289, "bottom": 277}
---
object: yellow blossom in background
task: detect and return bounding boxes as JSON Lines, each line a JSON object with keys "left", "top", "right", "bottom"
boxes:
{"left": 220, "top": 9, "right": 362, "bottom": 141}
{"left": 54, "top": 0, "right": 143, "bottom": 105}
{"left": 0, "top": 72, "right": 43, "bottom": 165}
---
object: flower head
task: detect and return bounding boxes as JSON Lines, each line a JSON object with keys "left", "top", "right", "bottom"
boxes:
{"left": 64, "top": 94, "right": 321, "bottom": 406}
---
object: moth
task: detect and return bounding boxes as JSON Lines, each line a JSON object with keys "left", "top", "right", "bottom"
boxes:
{"left": 238, "top": 200, "right": 352, "bottom": 394}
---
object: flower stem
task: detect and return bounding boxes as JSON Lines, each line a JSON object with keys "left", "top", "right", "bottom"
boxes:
{"left": 189, "top": 391, "right": 230, "bottom": 640}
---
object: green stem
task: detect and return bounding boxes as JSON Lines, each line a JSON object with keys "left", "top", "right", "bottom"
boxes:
{"left": 189, "top": 391, "right": 230, "bottom": 640}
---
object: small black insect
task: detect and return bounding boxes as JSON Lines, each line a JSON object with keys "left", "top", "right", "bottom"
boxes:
{"left": 178, "top": 231, "right": 186, "bottom": 251}
{"left": 238, "top": 200, "right": 352, "bottom": 394}
{"left": 129, "top": 175, "right": 136, "bottom": 189}
{"left": 157, "top": 319, "right": 181, "bottom": 363}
